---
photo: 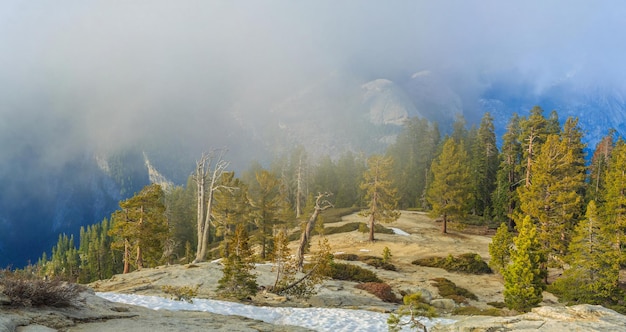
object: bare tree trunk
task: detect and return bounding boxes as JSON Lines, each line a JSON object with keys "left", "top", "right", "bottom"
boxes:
{"left": 136, "top": 205, "right": 144, "bottom": 269}
{"left": 123, "top": 238, "right": 130, "bottom": 274}
{"left": 525, "top": 130, "right": 536, "bottom": 188}
{"left": 193, "top": 149, "right": 233, "bottom": 263}
{"left": 296, "top": 193, "right": 333, "bottom": 270}
{"left": 195, "top": 156, "right": 207, "bottom": 262}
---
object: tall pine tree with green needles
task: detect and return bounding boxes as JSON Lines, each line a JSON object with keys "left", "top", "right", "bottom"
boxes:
{"left": 427, "top": 137, "right": 472, "bottom": 234}
{"left": 517, "top": 134, "right": 585, "bottom": 264}
{"left": 587, "top": 131, "right": 614, "bottom": 202}
{"left": 492, "top": 114, "right": 522, "bottom": 228}
{"left": 550, "top": 201, "right": 621, "bottom": 304}
{"left": 360, "top": 155, "right": 400, "bottom": 241}
{"left": 488, "top": 222, "right": 513, "bottom": 274}
{"left": 217, "top": 224, "right": 258, "bottom": 300}
{"left": 518, "top": 106, "right": 551, "bottom": 188}
{"left": 470, "top": 112, "right": 499, "bottom": 218}
{"left": 109, "top": 184, "right": 169, "bottom": 273}
{"left": 602, "top": 139, "right": 626, "bottom": 261}
{"left": 504, "top": 216, "right": 546, "bottom": 312}
{"left": 387, "top": 117, "right": 440, "bottom": 209}
{"left": 249, "top": 170, "right": 282, "bottom": 259}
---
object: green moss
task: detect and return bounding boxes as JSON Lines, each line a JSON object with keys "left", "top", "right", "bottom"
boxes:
{"left": 431, "top": 277, "right": 478, "bottom": 302}
{"left": 412, "top": 253, "right": 492, "bottom": 275}
{"left": 328, "top": 262, "right": 382, "bottom": 283}
{"left": 453, "top": 306, "right": 504, "bottom": 316}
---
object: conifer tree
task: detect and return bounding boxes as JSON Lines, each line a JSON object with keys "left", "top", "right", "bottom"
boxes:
{"left": 550, "top": 201, "right": 621, "bottom": 304}
{"left": 602, "top": 139, "right": 626, "bottom": 259}
{"left": 587, "top": 131, "right": 615, "bottom": 202}
{"left": 249, "top": 170, "right": 282, "bottom": 259}
{"left": 213, "top": 172, "right": 249, "bottom": 253}
{"left": 492, "top": 114, "right": 522, "bottom": 227}
{"left": 217, "top": 224, "right": 258, "bottom": 300}
{"left": 518, "top": 106, "right": 551, "bottom": 188}
{"left": 387, "top": 117, "right": 440, "bottom": 209}
{"left": 109, "top": 184, "right": 169, "bottom": 273}
{"left": 470, "top": 112, "right": 499, "bottom": 217}
{"left": 488, "top": 222, "right": 513, "bottom": 274}
{"left": 334, "top": 151, "right": 366, "bottom": 208}
{"left": 503, "top": 215, "right": 546, "bottom": 312}
{"left": 427, "top": 138, "right": 472, "bottom": 233}
{"left": 517, "top": 134, "right": 585, "bottom": 263}
{"left": 360, "top": 155, "right": 400, "bottom": 241}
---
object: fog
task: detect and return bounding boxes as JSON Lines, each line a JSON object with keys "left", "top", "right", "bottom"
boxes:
{"left": 2, "top": 2, "right": 625, "bottom": 170}
{"left": 1, "top": 1, "right": 625, "bottom": 267}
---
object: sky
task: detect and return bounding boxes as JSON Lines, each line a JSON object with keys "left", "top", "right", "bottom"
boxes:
{"left": 2, "top": 1, "right": 626, "bottom": 170}
{"left": 2, "top": 2, "right": 626, "bottom": 267}
{"left": 96, "top": 292, "right": 456, "bottom": 331}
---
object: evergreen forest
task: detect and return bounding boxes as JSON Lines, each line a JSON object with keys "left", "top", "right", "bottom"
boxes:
{"left": 30, "top": 106, "right": 626, "bottom": 312}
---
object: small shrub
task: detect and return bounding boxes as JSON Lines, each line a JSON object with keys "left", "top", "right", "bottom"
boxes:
{"left": 487, "top": 301, "right": 506, "bottom": 309}
{"left": 328, "top": 262, "right": 382, "bottom": 283}
{"left": 325, "top": 222, "right": 362, "bottom": 235}
{"left": 412, "top": 253, "right": 492, "bottom": 275}
{"left": 334, "top": 253, "right": 359, "bottom": 261}
{"left": 388, "top": 292, "right": 437, "bottom": 332}
{"left": 362, "top": 257, "right": 397, "bottom": 271}
{"left": 334, "top": 254, "right": 397, "bottom": 271}
{"left": 453, "top": 306, "right": 503, "bottom": 316}
{"left": 355, "top": 282, "right": 399, "bottom": 303}
{"left": 431, "top": 277, "right": 478, "bottom": 302}
{"left": 0, "top": 271, "right": 85, "bottom": 307}
{"left": 382, "top": 246, "right": 392, "bottom": 263}
{"left": 161, "top": 285, "right": 199, "bottom": 303}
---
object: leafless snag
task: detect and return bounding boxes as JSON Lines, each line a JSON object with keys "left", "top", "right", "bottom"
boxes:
{"left": 193, "top": 148, "right": 237, "bottom": 263}
{"left": 295, "top": 192, "right": 333, "bottom": 270}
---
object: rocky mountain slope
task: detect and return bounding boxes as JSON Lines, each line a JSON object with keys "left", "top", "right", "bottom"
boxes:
{"left": 3, "top": 211, "right": 626, "bottom": 331}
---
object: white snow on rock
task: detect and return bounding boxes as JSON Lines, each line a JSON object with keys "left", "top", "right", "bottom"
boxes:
{"left": 97, "top": 292, "right": 455, "bottom": 332}
{"left": 390, "top": 227, "right": 410, "bottom": 236}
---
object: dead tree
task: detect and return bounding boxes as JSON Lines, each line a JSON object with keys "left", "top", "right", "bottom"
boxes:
{"left": 193, "top": 148, "right": 235, "bottom": 263}
{"left": 295, "top": 192, "right": 333, "bottom": 270}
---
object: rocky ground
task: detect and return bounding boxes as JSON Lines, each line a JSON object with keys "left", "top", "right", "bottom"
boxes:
{"left": 3, "top": 211, "right": 626, "bottom": 331}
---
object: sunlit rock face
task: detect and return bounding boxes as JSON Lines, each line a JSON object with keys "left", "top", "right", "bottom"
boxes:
{"left": 361, "top": 79, "right": 416, "bottom": 126}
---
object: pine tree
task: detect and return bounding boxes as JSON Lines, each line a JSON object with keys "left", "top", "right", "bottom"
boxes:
{"left": 587, "top": 131, "right": 615, "bottom": 202}
{"left": 492, "top": 114, "right": 522, "bottom": 228}
{"left": 550, "top": 201, "right": 621, "bottom": 304}
{"left": 217, "top": 224, "right": 258, "bottom": 300}
{"left": 335, "top": 151, "right": 366, "bottom": 208}
{"left": 249, "top": 170, "right": 282, "bottom": 259}
{"left": 602, "top": 139, "right": 626, "bottom": 260}
{"left": 109, "top": 184, "right": 169, "bottom": 273}
{"left": 359, "top": 155, "right": 400, "bottom": 241}
{"left": 470, "top": 112, "right": 499, "bottom": 217}
{"left": 488, "top": 223, "right": 513, "bottom": 274}
{"left": 213, "top": 172, "right": 250, "bottom": 253}
{"left": 387, "top": 117, "right": 440, "bottom": 209}
{"left": 503, "top": 216, "right": 546, "bottom": 312}
{"left": 517, "top": 134, "right": 585, "bottom": 263}
{"left": 427, "top": 138, "right": 472, "bottom": 233}
{"left": 518, "top": 106, "right": 551, "bottom": 188}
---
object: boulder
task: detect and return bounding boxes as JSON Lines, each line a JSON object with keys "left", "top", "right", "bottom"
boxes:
{"left": 432, "top": 304, "right": 626, "bottom": 332}
{"left": 430, "top": 298, "right": 456, "bottom": 311}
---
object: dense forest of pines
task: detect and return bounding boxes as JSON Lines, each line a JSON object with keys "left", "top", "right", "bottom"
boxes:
{"left": 31, "top": 106, "right": 626, "bottom": 312}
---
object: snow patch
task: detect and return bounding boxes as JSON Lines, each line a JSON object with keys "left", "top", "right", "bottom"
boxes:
{"left": 390, "top": 227, "right": 410, "bottom": 236}
{"left": 96, "top": 292, "right": 455, "bottom": 331}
